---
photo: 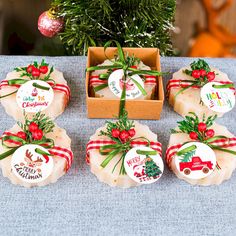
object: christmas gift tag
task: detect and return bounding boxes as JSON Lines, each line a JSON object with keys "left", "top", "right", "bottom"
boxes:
{"left": 16, "top": 80, "right": 54, "bottom": 112}
{"left": 124, "top": 146, "right": 163, "bottom": 184}
{"left": 175, "top": 142, "right": 216, "bottom": 179}
{"left": 11, "top": 144, "right": 54, "bottom": 183}
{"left": 201, "top": 82, "right": 235, "bottom": 113}
{"left": 108, "top": 69, "right": 144, "bottom": 99}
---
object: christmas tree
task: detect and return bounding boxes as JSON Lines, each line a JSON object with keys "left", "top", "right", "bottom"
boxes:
{"left": 179, "top": 150, "right": 196, "bottom": 163}
{"left": 51, "top": 0, "right": 176, "bottom": 55}
{"left": 144, "top": 157, "right": 162, "bottom": 178}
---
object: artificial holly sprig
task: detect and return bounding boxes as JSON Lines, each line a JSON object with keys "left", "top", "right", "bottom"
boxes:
{"left": 174, "top": 59, "right": 217, "bottom": 98}
{"left": 0, "top": 59, "right": 54, "bottom": 99}
{"left": 183, "top": 59, "right": 215, "bottom": 82}
{"left": 171, "top": 112, "right": 217, "bottom": 142}
{"left": 99, "top": 110, "right": 150, "bottom": 175}
{"left": 14, "top": 59, "right": 53, "bottom": 80}
{"left": 16, "top": 112, "right": 55, "bottom": 143}
{"left": 100, "top": 110, "right": 135, "bottom": 143}
{"left": 171, "top": 112, "right": 236, "bottom": 157}
{"left": 0, "top": 112, "right": 55, "bottom": 161}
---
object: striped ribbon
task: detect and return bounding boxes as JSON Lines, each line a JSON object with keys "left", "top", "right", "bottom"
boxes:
{"left": 166, "top": 79, "right": 235, "bottom": 98}
{"left": 89, "top": 75, "right": 157, "bottom": 87}
{"left": 0, "top": 79, "right": 71, "bottom": 99}
{"left": 1, "top": 131, "right": 73, "bottom": 172}
{"left": 165, "top": 137, "right": 236, "bottom": 169}
{"left": 86, "top": 139, "right": 162, "bottom": 164}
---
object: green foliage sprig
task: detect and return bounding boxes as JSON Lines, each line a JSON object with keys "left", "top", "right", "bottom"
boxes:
{"left": 171, "top": 112, "right": 217, "bottom": 142}
{"left": 184, "top": 59, "right": 211, "bottom": 76}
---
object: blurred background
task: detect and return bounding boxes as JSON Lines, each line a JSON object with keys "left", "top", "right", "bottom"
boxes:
{"left": 0, "top": 0, "right": 236, "bottom": 57}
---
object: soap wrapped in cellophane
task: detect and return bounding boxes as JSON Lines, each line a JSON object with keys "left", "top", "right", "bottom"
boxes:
{"left": 0, "top": 112, "right": 73, "bottom": 188}
{"left": 166, "top": 112, "right": 236, "bottom": 186}
{"left": 167, "top": 59, "right": 235, "bottom": 118}
{"left": 89, "top": 59, "right": 157, "bottom": 100}
{"left": 0, "top": 59, "right": 70, "bottom": 121}
{"left": 86, "top": 111, "right": 164, "bottom": 188}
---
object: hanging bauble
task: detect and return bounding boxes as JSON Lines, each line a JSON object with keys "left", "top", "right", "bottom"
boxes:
{"left": 38, "top": 8, "right": 64, "bottom": 38}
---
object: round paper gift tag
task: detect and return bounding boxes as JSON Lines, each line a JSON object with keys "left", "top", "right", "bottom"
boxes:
{"left": 16, "top": 80, "right": 54, "bottom": 113}
{"left": 124, "top": 146, "right": 164, "bottom": 184}
{"left": 11, "top": 144, "right": 54, "bottom": 183}
{"left": 174, "top": 142, "right": 216, "bottom": 180}
{"left": 201, "top": 82, "right": 235, "bottom": 113}
{"left": 108, "top": 69, "right": 144, "bottom": 99}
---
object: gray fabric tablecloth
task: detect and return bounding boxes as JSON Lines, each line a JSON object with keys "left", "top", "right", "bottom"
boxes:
{"left": 0, "top": 56, "right": 235, "bottom": 236}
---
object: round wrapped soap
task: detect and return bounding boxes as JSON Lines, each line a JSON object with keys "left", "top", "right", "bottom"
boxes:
{"left": 168, "top": 66, "right": 233, "bottom": 118}
{"left": 0, "top": 124, "right": 73, "bottom": 188}
{"left": 87, "top": 121, "right": 162, "bottom": 188}
{"left": 0, "top": 65, "right": 70, "bottom": 121}
{"left": 90, "top": 59, "right": 156, "bottom": 100}
{"left": 167, "top": 123, "right": 236, "bottom": 186}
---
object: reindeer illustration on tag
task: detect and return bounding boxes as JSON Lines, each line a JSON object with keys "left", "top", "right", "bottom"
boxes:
{"left": 20, "top": 149, "right": 43, "bottom": 173}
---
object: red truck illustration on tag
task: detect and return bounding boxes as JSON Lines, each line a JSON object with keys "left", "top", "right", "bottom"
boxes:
{"left": 179, "top": 156, "right": 213, "bottom": 175}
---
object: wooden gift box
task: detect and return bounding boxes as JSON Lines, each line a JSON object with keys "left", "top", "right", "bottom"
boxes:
{"left": 86, "top": 47, "right": 164, "bottom": 119}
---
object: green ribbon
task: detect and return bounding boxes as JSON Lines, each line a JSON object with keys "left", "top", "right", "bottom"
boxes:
{"left": 0, "top": 134, "right": 54, "bottom": 161}
{"left": 32, "top": 82, "right": 50, "bottom": 91}
{"left": 136, "top": 150, "right": 157, "bottom": 155}
{"left": 212, "top": 84, "right": 234, "bottom": 89}
{"left": 174, "top": 79, "right": 234, "bottom": 99}
{"left": 86, "top": 40, "right": 164, "bottom": 117}
{"left": 35, "top": 147, "right": 52, "bottom": 156}
{"left": 0, "top": 76, "right": 55, "bottom": 99}
{"left": 8, "top": 79, "right": 28, "bottom": 85}
{"left": 99, "top": 137, "right": 151, "bottom": 175}
{"left": 176, "top": 136, "right": 236, "bottom": 158}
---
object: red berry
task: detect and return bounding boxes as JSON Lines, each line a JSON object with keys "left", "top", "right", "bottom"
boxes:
{"left": 199, "top": 69, "right": 206, "bottom": 77}
{"left": 206, "top": 71, "right": 215, "bottom": 81}
{"left": 39, "top": 65, "right": 48, "bottom": 74}
{"left": 32, "top": 129, "right": 43, "bottom": 140}
{"left": 119, "top": 130, "right": 130, "bottom": 141}
{"left": 189, "top": 131, "right": 198, "bottom": 140}
{"left": 192, "top": 70, "right": 201, "bottom": 79}
{"left": 130, "top": 65, "right": 137, "bottom": 69}
{"left": 17, "top": 131, "right": 27, "bottom": 140}
{"left": 205, "top": 129, "right": 215, "bottom": 138}
{"left": 198, "top": 122, "right": 207, "bottom": 132}
{"left": 111, "top": 129, "right": 120, "bottom": 138}
{"left": 128, "top": 128, "right": 136, "bottom": 137}
{"left": 31, "top": 68, "right": 41, "bottom": 77}
{"left": 26, "top": 65, "right": 34, "bottom": 74}
{"left": 29, "top": 122, "right": 38, "bottom": 133}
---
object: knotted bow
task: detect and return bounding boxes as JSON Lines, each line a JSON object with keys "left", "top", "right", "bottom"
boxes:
{"left": 86, "top": 138, "right": 162, "bottom": 175}
{"left": 0, "top": 131, "right": 73, "bottom": 171}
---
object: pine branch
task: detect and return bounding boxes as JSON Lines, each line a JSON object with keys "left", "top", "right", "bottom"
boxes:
{"left": 51, "top": 0, "right": 176, "bottom": 55}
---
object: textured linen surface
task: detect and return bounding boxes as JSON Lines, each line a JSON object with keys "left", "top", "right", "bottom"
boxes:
{"left": 0, "top": 56, "right": 235, "bottom": 236}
